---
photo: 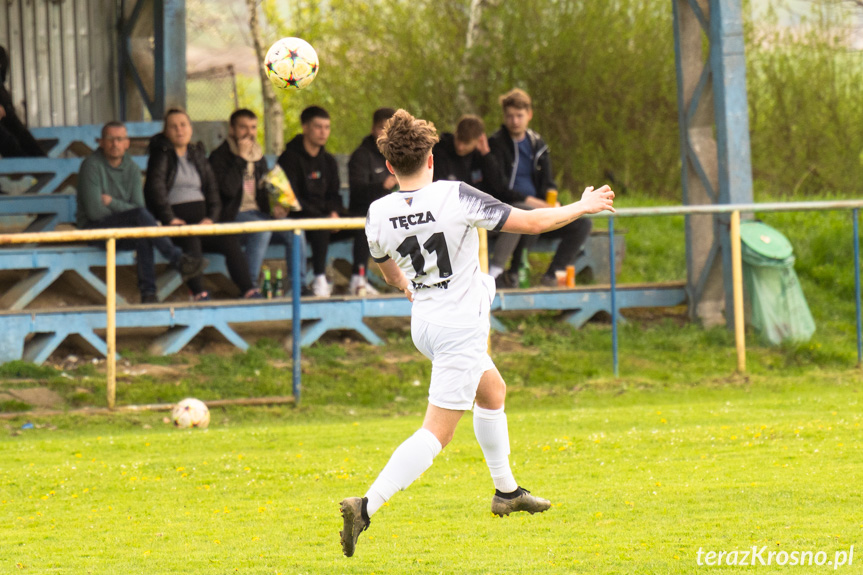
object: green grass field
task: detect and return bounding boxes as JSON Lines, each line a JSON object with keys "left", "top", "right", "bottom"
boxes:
{"left": 1, "top": 193, "right": 861, "bottom": 573}
{"left": 2, "top": 376, "right": 862, "bottom": 574}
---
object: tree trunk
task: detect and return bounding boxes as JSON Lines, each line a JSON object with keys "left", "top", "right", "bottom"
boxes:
{"left": 246, "top": 0, "right": 284, "bottom": 154}
{"left": 457, "top": 0, "right": 485, "bottom": 113}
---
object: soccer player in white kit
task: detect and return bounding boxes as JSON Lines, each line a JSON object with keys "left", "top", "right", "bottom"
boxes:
{"left": 339, "top": 110, "right": 615, "bottom": 557}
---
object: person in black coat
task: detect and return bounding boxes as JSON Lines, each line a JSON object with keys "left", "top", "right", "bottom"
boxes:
{"left": 144, "top": 108, "right": 257, "bottom": 300}
{"left": 487, "top": 89, "right": 592, "bottom": 287}
{"left": 209, "top": 109, "right": 301, "bottom": 290}
{"left": 345, "top": 107, "right": 398, "bottom": 294}
{"left": 0, "top": 45, "right": 45, "bottom": 161}
{"left": 277, "top": 106, "right": 360, "bottom": 297}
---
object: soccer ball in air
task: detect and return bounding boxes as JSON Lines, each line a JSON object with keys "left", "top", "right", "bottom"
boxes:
{"left": 265, "top": 37, "right": 319, "bottom": 90}
{"left": 171, "top": 398, "right": 210, "bottom": 429}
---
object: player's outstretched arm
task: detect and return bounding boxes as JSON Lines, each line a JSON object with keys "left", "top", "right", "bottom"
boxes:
{"left": 376, "top": 258, "right": 414, "bottom": 302}
{"left": 501, "top": 185, "right": 615, "bottom": 235}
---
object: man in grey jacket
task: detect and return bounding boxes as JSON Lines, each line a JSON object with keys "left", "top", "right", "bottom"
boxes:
{"left": 77, "top": 122, "right": 204, "bottom": 302}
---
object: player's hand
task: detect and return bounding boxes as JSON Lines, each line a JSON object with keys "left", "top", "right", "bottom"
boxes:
{"left": 169, "top": 218, "right": 186, "bottom": 226}
{"left": 199, "top": 218, "right": 214, "bottom": 226}
{"left": 579, "top": 185, "right": 615, "bottom": 214}
{"left": 401, "top": 284, "right": 414, "bottom": 302}
{"left": 101, "top": 194, "right": 113, "bottom": 206}
{"left": 272, "top": 205, "right": 288, "bottom": 219}
{"left": 329, "top": 211, "right": 340, "bottom": 219}
{"left": 383, "top": 174, "right": 398, "bottom": 190}
{"left": 477, "top": 134, "right": 491, "bottom": 156}
{"left": 0, "top": 105, "right": 6, "bottom": 120}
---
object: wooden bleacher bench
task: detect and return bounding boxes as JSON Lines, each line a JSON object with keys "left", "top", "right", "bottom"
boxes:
{"left": 0, "top": 193, "right": 77, "bottom": 232}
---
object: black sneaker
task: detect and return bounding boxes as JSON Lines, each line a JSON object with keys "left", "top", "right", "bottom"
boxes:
{"left": 495, "top": 273, "right": 515, "bottom": 290}
{"left": 176, "top": 255, "right": 208, "bottom": 281}
{"left": 491, "top": 487, "right": 552, "bottom": 517}
{"left": 540, "top": 274, "right": 558, "bottom": 288}
{"left": 339, "top": 497, "right": 370, "bottom": 557}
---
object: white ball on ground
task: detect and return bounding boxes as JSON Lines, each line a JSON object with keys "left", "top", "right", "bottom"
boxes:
{"left": 171, "top": 398, "right": 210, "bottom": 429}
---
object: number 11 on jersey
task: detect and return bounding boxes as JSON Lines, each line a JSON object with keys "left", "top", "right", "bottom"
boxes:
{"left": 396, "top": 232, "right": 452, "bottom": 279}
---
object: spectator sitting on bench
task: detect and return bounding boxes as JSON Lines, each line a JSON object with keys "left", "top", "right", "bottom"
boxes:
{"left": 0, "top": 45, "right": 45, "bottom": 161}
{"left": 278, "top": 106, "right": 361, "bottom": 297}
{"left": 209, "top": 108, "right": 303, "bottom": 291}
{"left": 346, "top": 107, "right": 401, "bottom": 294}
{"left": 433, "top": 115, "right": 548, "bottom": 288}
{"left": 488, "top": 88, "right": 591, "bottom": 288}
{"left": 144, "top": 108, "right": 260, "bottom": 301}
{"left": 77, "top": 121, "right": 206, "bottom": 304}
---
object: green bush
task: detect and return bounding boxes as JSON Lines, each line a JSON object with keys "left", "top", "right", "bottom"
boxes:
{"left": 247, "top": 0, "right": 861, "bottom": 200}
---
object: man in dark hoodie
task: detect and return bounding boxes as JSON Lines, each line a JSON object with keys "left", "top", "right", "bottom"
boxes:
{"left": 346, "top": 107, "right": 398, "bottom": 294}
{"left": 488, "top": 88, "right": 592, "bottom": 287}
{"left": 210, "top": 108, "right": 301, "bottom": 290}
{"left": 278, "top": 106, "right": 358, "bottom": 297}
{"left": 0, "top": 45, "right": 45, "bottom": 160}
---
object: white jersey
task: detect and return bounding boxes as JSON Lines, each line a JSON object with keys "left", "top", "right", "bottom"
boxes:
{"left": 366, "top": 180, "right": 512, "bottom": 328}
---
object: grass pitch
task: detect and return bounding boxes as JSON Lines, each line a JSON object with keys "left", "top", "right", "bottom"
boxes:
{"left": 1, "top": 193, "right": 860, "bottom": 572}
{"left": 2, "top": 376, "right": 862, "bottom": 574}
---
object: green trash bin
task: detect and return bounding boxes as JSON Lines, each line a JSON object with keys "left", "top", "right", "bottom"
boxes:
{"left": 740, "top": 221, "right": 815, "bottom": 345}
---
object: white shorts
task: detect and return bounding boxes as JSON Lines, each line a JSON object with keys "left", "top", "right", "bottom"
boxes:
{"left": 411, "top": 314, "right": 496, "bottom": 411}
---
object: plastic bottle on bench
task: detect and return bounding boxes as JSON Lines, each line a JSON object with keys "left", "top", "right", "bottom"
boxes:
{"left": 262, "top": 266, "right": 272, "bottom": 299}
{"left": 518, "top": 250, "right": 531, "bottom": 289}
{"left": 274, "top": 268, "right": 284, "bottom": 298}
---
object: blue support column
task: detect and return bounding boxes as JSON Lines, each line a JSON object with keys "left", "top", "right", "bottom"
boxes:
{"left": 119, "top": 0, "right": 186, "bottom": 119}
{"left": 673, "top": 0, "right": 754, "bottom": 329}
{"left": 710, "top": 0, "right": 754, "bottom": 328}
{"left": 159, "top": 0, "right": 187, "bottom": 115}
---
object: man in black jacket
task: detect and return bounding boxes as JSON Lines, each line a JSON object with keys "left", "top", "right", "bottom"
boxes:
{"left": 278, "top": 106, "right": 362, "bottom": 297}
{"left": 210, "top": 109, "right": 301, "bottom": 290}
{"left": 346, "top": 107, "right": 397, "bottom": 294}
{"left": 488, "top": 89, "right": 592, "bottom": 287}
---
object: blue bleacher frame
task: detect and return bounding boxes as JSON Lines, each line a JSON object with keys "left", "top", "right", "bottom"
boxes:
{"left": 0, "top": 283, "right": 687, "bottom": 364}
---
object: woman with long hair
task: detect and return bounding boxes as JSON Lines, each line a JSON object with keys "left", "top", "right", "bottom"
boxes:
{"left": 144, "top": 108, "right": 260, "bottom": 300}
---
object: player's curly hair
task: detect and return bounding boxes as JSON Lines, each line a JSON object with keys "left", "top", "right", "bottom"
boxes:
{"left": 377, "top": 109, "right": 439, "bottom": 176}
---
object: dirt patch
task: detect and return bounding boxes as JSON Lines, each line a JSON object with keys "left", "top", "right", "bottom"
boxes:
{"left": 5, "top": 387, "right": 64, "bottom": 408}
{"left": 118, "top": 364, "right": 191, "bottom": 379}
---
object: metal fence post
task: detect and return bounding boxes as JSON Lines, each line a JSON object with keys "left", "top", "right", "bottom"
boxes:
{"left": 106, "top": 238, "right": 117, "bottom": 409}
{"left": 730, "top": 210, "right": 746, "bottom": 373}
{"left": 854, "top": 208, "right": 861, "bottom": 367}
{"left": 609, "top": 218, "right": 619, "bottom": 378}
{"left": 292, "top": 229, "right": 302, "bottom": 402}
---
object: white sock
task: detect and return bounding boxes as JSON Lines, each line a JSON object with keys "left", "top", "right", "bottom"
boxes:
{"left": 489, "top": 265, "right": 504, "bottom": 279}
{"left": 473, "top": 405, "right": 518, "bottom": 493}
{"left": 365, "top": 428, "right": 442, "bottom": 516}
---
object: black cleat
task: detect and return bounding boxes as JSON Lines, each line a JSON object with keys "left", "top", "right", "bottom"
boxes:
{"left": 339, "top": 496, "right": 370, "bottom": 557}
{"left": 491, "top": 487, "right": 552, "bottom": 517}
